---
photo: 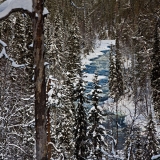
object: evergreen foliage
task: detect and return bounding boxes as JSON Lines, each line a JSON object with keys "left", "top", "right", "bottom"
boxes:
{"left": 65, "top": 16, "right": 82, "bottom": 78}
{"left": 74, "top": 73, "right": 88, "bottom": 160}
{"left": 109, "top": 45, "right": 117, "bottom": 100}
{"left": 144, "top": 114, "right": 159, "bottom": 159}
{"left": 151, "top": 19, "right": 160, "bottom": 119}
{"left": 87, "top": 74, "right": 108, "bottom": 159}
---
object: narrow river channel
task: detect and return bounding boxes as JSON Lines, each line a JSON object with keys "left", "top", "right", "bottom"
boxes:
{"left": 83, "top": 49, "right": 110, "bottom": 105}
{"left": 83, "top": 46, "right": 126, "bottom": 150}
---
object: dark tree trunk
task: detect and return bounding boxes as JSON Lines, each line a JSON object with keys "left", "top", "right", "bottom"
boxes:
{"left": 33, "top": 0, "right": 47, "bottom": 159}
{"left": 151, "top": 19, "right": 160, "bottom": 119}
{"left": 47, "top": 79, "right": 52, "bottom": 159}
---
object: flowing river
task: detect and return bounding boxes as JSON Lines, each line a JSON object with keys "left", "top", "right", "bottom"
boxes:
{"left": 83, "top": 47, "right": 126, "bottom": 150}
{"left": 83, "top": 49, "right": 110, "bottom": 105}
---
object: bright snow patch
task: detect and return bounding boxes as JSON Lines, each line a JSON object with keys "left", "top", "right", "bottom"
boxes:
{"left": 151, "top": 154, "right": 160, "bottom": 160}
{"left": 0, "top": 47, "right": 8, "bottom": 58}
{"left": 0, "top": 39, "right": 7, "bottom": 46}
{"left": 83, "top": 73, "right": 106, "bottom": 82}
{"left": 11, "top": 59, "right": 26, "bottom": 68}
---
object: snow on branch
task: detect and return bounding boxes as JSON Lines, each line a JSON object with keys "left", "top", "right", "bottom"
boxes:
{"left": 8, "top": 144, "right": 28, "bottom": 154}
{"left": 70, "top": 1, "right": 84, "bottom": 10}
{"left": 0, "top": 39, "right": 7, "bottom": 47}
{"left": 0, "top": 0, "right": 49, "bottom": 20}
{"left": 48, "top": 142, "right": 61, "bottom": 153}
{"left": 0, "top": 39, "right": 8, "bottom": 59}
{"left": 0, "top": 39, "right": 27, "bottom": 68}
{"left": 151, "top": 154, "right": 160, "bottom": 160}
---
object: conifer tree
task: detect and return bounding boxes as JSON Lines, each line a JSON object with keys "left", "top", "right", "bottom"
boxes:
{"left": 74, "top": 73, "right": 88, "bottom": 160}
{"left": 115, "top": 35, "right": 124, "bottom": 101}
{"left": 87, "top": 74, "right": 108, "bottom": 160}
{"left": 57, "top": 76, "right": 76, "bottom": 159}
{"left": 134, "top": 129, "right": 144, "bottom": 160}
{"left": 109, "top": 46, "right": 117, "bottom": 99}
{"left": 123, "top": 127, "right": 134, "bottom": 160}
{"left": 65, "top": 16, "right": 81, "bottom": 79}
{"left": 144, "top": 114, "right": 159, "bottom": 159}
{"left": 45, "top": 11, "right": 66, "bottom": 81}
{"left": 151, "top": 19, "right": 160, "bottom": 119}
{"left": 10, "top": 13, "right": 26, "bottom": 64}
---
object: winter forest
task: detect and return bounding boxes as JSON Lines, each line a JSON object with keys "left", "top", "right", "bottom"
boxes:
{"left": 0, "top": 0, "right": 160, "bottom": 159}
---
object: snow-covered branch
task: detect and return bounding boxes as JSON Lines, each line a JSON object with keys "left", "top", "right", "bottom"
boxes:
{"left": 0, "top": 0, "right": 48, "bottom": 20}
{"left": 0, "top": 39, "right": 27, "bottom": 68}
{"left": 151, "top": 154, "right": 160, "bottom": 160}
{"left": 48, "top": 142, "right": 61, "bottom": 153}
{"left": 8, "top": 144, "right": 32, "bottom": 158}
{"left": 0, "top": 39, "right": 7, "bottom": 47}
{"left": 70, "top": 1, "right": 84, "bottom": 10}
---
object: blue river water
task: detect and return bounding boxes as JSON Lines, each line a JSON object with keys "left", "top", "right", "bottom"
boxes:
{"left": 83, "top": 49, "right": 110, "bottom": 105}
{"left": 83, "top": 48, "right": 127, "bottom": 150}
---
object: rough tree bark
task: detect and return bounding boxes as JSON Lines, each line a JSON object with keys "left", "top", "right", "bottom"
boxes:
{"left": 0, "top": 0, "right": 48, "bottom": 159}
{"left": 33, "top": 0, "right": 47, "bottom": 159}
{"left": 47, "top": 79, "right": 51, "bottom": 159}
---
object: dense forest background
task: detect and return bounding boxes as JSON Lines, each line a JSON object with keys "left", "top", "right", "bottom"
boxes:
{"left": 0, "top": 0, "right": 160, "bottom": 159}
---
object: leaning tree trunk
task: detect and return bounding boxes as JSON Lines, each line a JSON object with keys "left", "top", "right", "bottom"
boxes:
{"left": 33, "top": 0, "right": 47, "bottom": 159}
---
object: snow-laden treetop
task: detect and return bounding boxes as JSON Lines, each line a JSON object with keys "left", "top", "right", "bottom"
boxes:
{"left": 0, "top": 0, "right": 48, "bottom": 20}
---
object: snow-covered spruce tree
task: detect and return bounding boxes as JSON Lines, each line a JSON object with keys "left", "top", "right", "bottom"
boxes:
{"left": 87, "top": 73, "right": 108, "bottom": 160}
{"left": 109, "top": 45, "right": 117, "bottom": 100}
{"left": 47, "top": 77, "right": 75, "bottom": 160}
{"left": 115, "top": 34, "right": 124, "bottom": 101}
{"left": 56, "top": 17, "right": 83, "bottom": 159}
{"left": 144, "top": 114, "right": 159, "bottom": 159}
{"left": 44, "top": 14, "right": 64, "bottom": 158}
{"left": 74, "top": 72, "right": 88, "bottom": 160}
{"left": 133, "top": 129, "right": 144, "bottom": 160}
{"left": 109, "top": 33, "right": 123, "bottom": 102}
{"left": 82, "top": 4, "right": 93, "bottom": 54}
{"left": 46, "top": 77, "right": 65, "bottom": 159}
{"left": 151, "top": 19, "right": 160, "bottom": 119}
{"left": 45, "top": 11, "right": 66, "bottom": 81}
{"left": 46, "top": 76, "right": 77, "bottom": 159}
{"left": 108, "top": 41, "right": 123, "bottom": 151}
{"left": 10, "top": 13, "right": 26, "bottom": 64}
{"left": 65, "top": 16, "right": 82, "bottom": 79}
{"left": 46, "top": 74, "right": 77, "bottom": 159}
{"left": 123, "top": 124, "right": 144, "bottom": 160}
{"left": 45, "top": 15, "right": 83, "bottom": 159}
{"left": 57, "top": 76, "right": 76, "bottom": 159}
